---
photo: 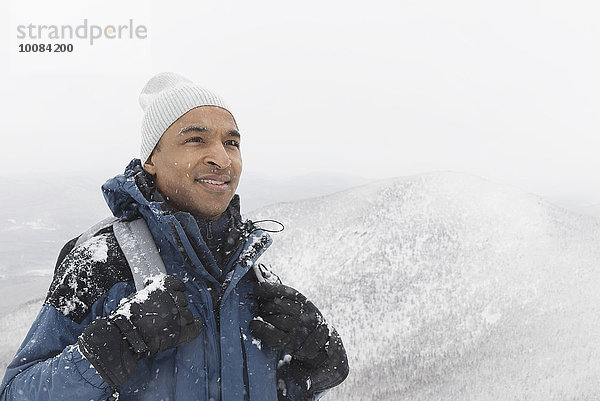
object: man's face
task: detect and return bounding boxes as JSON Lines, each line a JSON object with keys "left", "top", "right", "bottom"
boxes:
{"left": 143, "top": 106, "right": 242, "bottom": 220}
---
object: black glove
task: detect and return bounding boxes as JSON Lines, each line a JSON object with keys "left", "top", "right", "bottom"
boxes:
{"left": 285, "top": 328, "right": 349, "bottom": 393}
{"left": 249, "top": 282, "right": 330, "bottom": 362}
{"left": 78, "top": 275, "right": 204, "bottom": 388}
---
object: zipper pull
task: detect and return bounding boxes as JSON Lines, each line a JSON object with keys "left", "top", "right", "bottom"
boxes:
{"left": 207, "top": 221, "right": 213, "bottom": 240}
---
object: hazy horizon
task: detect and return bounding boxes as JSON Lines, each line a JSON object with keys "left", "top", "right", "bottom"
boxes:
{"left": 2, "top": 0, "right": 599, "bottom": 215}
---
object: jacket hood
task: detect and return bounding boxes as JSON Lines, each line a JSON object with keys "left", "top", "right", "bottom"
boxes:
{"left": 102, "top": 159, "right": 157, "bottom": 220}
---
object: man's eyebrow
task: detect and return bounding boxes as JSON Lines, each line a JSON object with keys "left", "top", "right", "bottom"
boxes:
{"left": 178, "top": 125, "right": 207, "bottom": 135}
{"left": 178, "top": 126, "right": 240, "bottom": 138}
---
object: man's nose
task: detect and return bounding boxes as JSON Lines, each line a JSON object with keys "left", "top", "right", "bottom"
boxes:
{"left": 204, "top": 143, "right": 231, "bottom": 169}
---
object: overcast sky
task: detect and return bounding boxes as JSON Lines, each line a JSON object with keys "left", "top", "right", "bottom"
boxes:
{"left": 1, "top": 0, "right": 599, "bottom": 211}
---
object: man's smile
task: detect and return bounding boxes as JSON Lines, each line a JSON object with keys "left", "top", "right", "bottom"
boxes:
{"left": 194, "top": 174, "right": 231, "bottom": 192}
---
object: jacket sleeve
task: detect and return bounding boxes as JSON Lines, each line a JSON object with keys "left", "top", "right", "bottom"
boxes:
{"left": 0, "top": 305, "right": 113, "bottom": 401}
{"left": 276, "top": 327, "right": 349, "bottom": 401}
{"left": 0, "top": 230, "right": 135, "bottom": 401}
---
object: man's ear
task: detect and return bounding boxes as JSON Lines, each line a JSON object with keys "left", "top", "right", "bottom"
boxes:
{"left": 143, "top": 154, "right": 157, "bottom": 175}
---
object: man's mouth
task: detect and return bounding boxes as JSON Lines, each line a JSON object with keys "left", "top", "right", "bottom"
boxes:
{"left": 197, "top": 179, "right": 227, "bottom": 185}
{"left": 194, "top": 175, "right": 231, "bottom": 192}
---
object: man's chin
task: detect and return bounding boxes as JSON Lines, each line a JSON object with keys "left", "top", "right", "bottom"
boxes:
{"left": 193, "top": 209, "right": 227, "bottom": 221}
{"left": 188, "top": 202, "right": 230, "bottom": 221}
{"left": 165, "top": 197, "right": 228, "bottom": 221}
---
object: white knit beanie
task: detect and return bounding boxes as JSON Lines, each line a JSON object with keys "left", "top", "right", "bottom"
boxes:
{"left": 139, "top": 72, "right": 230, "bottom": 163}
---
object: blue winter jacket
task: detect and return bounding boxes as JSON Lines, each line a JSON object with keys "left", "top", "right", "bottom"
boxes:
{"left": 0, "top": 160, "right": 343, "bottom": 401}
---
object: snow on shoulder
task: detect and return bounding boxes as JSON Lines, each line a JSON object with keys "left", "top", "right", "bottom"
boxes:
{"left": 84, "top": 234, "right": 110, "bottom": 263}
{"left": 51, "top": 234, "right": 111, "bottom": 316}
{"left": 42, "top": 231, "right": 133, "bottom": 325}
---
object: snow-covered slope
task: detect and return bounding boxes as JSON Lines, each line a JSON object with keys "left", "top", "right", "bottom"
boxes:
{"left": 247, "top": 172, "right": 600, "bottom": 400}
{"left": 2, "top": 172, "right": 600, "bottom": 400}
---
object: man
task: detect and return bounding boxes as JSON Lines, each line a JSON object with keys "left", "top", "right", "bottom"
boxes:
{"left": 0, "top": 72, "right": 348, "bottom": 400}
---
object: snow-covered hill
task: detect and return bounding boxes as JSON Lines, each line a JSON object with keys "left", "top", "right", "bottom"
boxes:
{"left": 2, "top": 172, "right": 600, "bottom": 400}
{"left": 247, "top": 172, "right": 600, "bottom": 400}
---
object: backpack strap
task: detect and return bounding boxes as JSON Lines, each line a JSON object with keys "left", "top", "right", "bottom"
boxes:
{"left": 74, "top": 216, "right": 119, "bottom": 247}
{"left": 112, "top": 218, "right": 167, "bottom": 291}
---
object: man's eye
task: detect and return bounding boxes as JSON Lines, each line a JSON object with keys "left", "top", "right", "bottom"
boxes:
{"left": 225, "top": 140, "right": 240, "bottom": 148}
{"left": 184, "top": 137, "right": 204, "bottom": 143}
